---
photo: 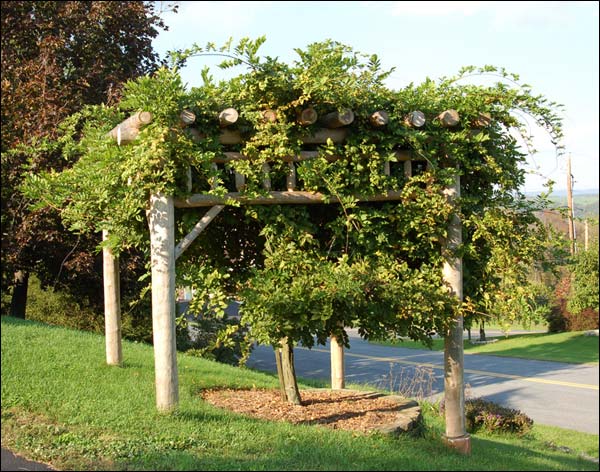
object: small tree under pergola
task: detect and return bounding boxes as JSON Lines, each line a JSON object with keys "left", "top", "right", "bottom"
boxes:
{"left": 24, "top": 38, "right": 563, "bottom": 456}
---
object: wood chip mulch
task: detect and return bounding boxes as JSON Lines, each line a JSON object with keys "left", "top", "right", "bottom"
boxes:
{"left": 201, "top": 388, "right": 405, "bottom": 433}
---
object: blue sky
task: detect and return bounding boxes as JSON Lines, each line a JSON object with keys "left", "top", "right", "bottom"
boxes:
{"left": 152, "top": 1, "right": 599, "bottom": 193}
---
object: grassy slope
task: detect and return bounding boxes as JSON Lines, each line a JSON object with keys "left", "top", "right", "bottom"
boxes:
{"left": 375, "top": 331, "right": 599, "bottom": 364}
{"left": 1, "top": 316, "right": 598, "bottom": 471}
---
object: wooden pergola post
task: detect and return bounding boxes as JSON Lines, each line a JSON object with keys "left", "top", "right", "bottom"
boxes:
{"left": 330, "top": 333, "right": 345, "bottom": 390}
{"left": 102, "top": 230, "right": 122, "bottom": 366}
{"left": 148, "top": 192, "right": 179, "bottom": 411}
{"left": 442, "top": 171, "right": 470, "bottom": 454}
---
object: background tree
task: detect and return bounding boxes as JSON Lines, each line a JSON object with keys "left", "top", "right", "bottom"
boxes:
{"left": 1, "top": 1, "right": 174, "bottom": 317}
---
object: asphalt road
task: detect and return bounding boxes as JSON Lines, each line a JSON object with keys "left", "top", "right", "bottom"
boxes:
{"left": 246, "top": 331, "right": 600, "bottom": 435}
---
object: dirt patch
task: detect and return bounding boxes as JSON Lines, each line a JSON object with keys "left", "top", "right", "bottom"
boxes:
{"left": 201, "top": 387, "right": 421, "bottom": 434}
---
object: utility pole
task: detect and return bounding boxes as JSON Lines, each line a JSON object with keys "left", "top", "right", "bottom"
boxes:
{"left": 566, "top": 153, "right": 575, "bottom": 255}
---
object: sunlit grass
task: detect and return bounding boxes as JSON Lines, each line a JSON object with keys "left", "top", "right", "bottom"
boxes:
{"left": 2, "top": 316, "right": 598, "bottom": 471}
{"left": 374, "top": 331, "right": 599, "bottom": 364}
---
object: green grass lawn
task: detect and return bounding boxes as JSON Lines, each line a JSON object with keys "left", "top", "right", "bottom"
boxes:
{"left": 2, "top": 316, "right": 598, "bottom": 471}
{"left": 374, "top": 331, "right": 599, "bottom": 364}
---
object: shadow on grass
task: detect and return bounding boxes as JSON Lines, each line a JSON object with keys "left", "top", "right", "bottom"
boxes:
{"left": 116, "top": 430, "right": 599, "bottom": 471}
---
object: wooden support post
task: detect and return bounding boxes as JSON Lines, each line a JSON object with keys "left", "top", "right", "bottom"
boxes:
{"left": 274, "top": 347, "right": 287, "bottom": 401}
{"left": 383, "top": 160, "right": 391, "bottom": 176}
{"left": 148, "top": 193, "right": 179, "bottom": 411}
{"left": 404, "top": 160, "right": 412, "bottom": 179}
{"left": 210, "top": 163, "right": 219, "bottom": 190}
{"left": 186, "top": 166, "right": 192, "bottom": 193}
{"left": 287, "top": 162, "right": 296, "bottom": 191}
{"left": 262, "top": 163, "right": 272, "bottom": 190}
{"left": 234, "top": 172, "right": 246, "bottom": 192}
{"left": 175, "top": 205, "right": 225, "bottom": 260}
{"left": 330, "top": 331, "right": 345, "bottom": 390}
{"left": 442, "top": 171, "right": 470, "bottom": 454}
{"left": 584, "top": 219, "right": 589, "bottom": 251}
{"left": 102, "top": 230, "right": 122, "bottom": 366}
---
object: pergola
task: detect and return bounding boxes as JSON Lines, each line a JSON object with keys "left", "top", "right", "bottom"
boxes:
{"left": 102, "top": 105, "right": 483, "bottom": 454}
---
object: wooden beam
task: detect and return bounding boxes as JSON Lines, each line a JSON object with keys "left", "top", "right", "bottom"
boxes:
{"left": 301, "top": 127, "right": 348, "bottom": 144}
{"left": 404, "top": 110, "right": 426, "bottom": 128}
{"left": 212, "top": 150, "right": 414, "bottom": 164}
{"left": 189, "top": 127, "right": 350, "bottom": 145}
{"left": 108, "top": 111, "right": 152, "bottom": 145}
{"left": 438, "top": 109, "right": 460, "bottom": 128}
{"left": 262, "top": 109, "right": 278, "bottom": 123}
{"left": 174, "top": 190, "right": 404, "bottom": 208}
{"left": 369, "top": 110, "right": 389, "bottom": 127}
{"left": 148, "top": 193, "right": 179, "bottom": 411}
{"left": 102, "top": 230, "right": 122, "bottom": 366}
{"left": 296, "top": 108, "right": 318, "bottom": 126}
{"left": 179, "top": 109, "right": 196, "bottom": 126}
{"left": 175, "top": 205, "right": 225, "bottom": 260}
{"left": 472, "top": 112, "right": 491, "bottom": 128}
{"left": 218, "top": 108, "right": 239, "bottom": 127}
{"left": 320, "top": 109, "right": 354, "bottom": 128}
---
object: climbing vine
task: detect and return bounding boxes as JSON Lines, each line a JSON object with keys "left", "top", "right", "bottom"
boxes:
{"left": 23, "top": 37, "right": 564, "bottom": 374}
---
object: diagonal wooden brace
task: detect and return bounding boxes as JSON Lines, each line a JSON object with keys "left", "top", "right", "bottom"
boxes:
{"left": 174, "top": 205, "right": 225, "bottom": 259}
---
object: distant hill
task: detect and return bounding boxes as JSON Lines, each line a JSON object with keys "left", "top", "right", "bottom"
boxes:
{"left": 525, "top": 190, "right": 599, "bottom": 219}
{"left": 528, "top": 191, "right": 599, "bottom": 244}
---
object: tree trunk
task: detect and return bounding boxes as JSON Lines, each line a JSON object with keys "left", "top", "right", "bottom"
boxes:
{"left": 280, "top": 338, "right": 302, "bottom": 405}
{"left": 9, "top": 270, "right": 29, "bottom": 319}
{"left": 467, "top": 327, "right": 471, "bottom": 341}
{"left": 479, "top": 321, "right": 486, "bottom": 341}
{"left": 274, "top": 347, "right": 287, "bottom": 401}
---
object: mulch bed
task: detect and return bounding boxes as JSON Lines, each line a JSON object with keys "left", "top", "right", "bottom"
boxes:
{"left": 201, "top": 387, "right": 408, "bottom": 433}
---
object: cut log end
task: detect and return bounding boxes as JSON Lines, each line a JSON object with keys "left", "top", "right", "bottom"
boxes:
{"left": 405, "top": 110, "right": 426, "bottom": 128}
{"left": 438, "top": 109, "right": 460, "bottom": 128}
{"left": 262, "top": 109, "right": 278, "bottom": 123}
{"left": 370, "top": 110, "right": 389, "bottom": 127}
{"left": 219, "top": 107, "right": 239, "bottom": 127}
{"left": 297, "top": 108, "right": 318, "bottom": 126}
{"left": 321, "top": 109, "right": 354, "bottom": 128}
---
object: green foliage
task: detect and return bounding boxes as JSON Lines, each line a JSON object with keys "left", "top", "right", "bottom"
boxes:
{"left": 21, "top": 37, "right": 565, "bottom": 356}
{"left": 1, "top": 0, "right": 170, "bottom": 303}
{"left": 176, "top": 264, "right": 252, "bottom": 366}
{"left": 567, "top": 246, "right": 600, "bottom": 315}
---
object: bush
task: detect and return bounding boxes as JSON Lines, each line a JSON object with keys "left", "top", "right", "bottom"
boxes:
{"left": 24, "top": 275, "right": 104, "bottom": 333}
{"left": 440, "top": 398, "right": 533, "bottom": 435}
{"left": 546, "top": 275, "right": 599, "bottom": 333}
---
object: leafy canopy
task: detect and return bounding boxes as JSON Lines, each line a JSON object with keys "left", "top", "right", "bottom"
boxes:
{"left": 22, "top": 37, "right": 564, "bottom": 347}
